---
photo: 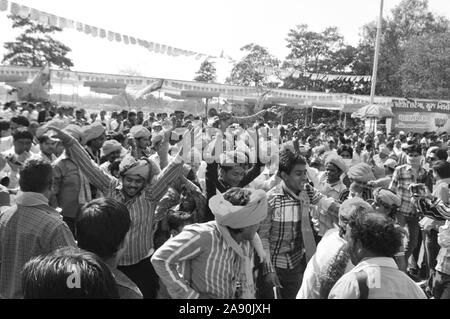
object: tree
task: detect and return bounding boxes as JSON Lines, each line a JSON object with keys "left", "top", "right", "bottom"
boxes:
{"left": 226, "top": 43, "right": 281, "bottom": 88}
{"left": 354, "top": 0, "right": 449, "bottom": 97}
{"left": 194, "top": 60, "right": 217, "bottom": 83}
{"left": 2, "top": 15, "right": 74, "bottom": 69}
{"left": 400, "top": 33, "right": 450, "bottom": 99}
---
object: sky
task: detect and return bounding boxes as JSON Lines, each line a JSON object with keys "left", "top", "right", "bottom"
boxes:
{"left": 1, "top": 0, "right": 450, "bottom": 83}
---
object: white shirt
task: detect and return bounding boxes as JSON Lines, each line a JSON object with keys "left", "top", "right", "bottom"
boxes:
{"left": 297, "top": 228, "right": 353, "bottom": 299}
{"left": 328, "top": 257, "right": 427, "bottom": 299}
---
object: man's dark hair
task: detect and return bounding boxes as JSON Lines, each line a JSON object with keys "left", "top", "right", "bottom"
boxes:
{"left": 348, "top": 212, "right": 403, "bottom": 257}
{"left": 404, "top": 142, "right": 421, "bottom": 154}
{"left": 432, "top": 160, "right": 450, "bottom": 179}
{"left": 109, "top": 132, "right": 125, "bottom": 144}
{"left": 22, "top": 246, "right": 119, "bottom": 299}
{"left": 430, "top": 148, "right": 448, "bottom": 161}
{"left": 278, "top": 149, "right": 307, "bottom": 175}
{"left": 128, "top": 111, "right": 136, "bottom": 118}
{"left": 167, "top": 210, "right": 194, "bottom": 232}
{"left": 12, "top": 129, "right": 33, "bottom": 142}
{"left": 19, "top": 159, "right": 53, "bottom": 193}
{"left": 37, "top": 135, "right": 52, "bottom": 144}
{"left": 337, "top": 145, "right": 353, "bottom": 157}
{"left": 76, "top": 198, "right": 131, "bottom": 260}
{"left": 0, "top": 120, "right": 10, "bottom": 131}
{"left": 11, "top": 116, "right": 30, "bottom": 127}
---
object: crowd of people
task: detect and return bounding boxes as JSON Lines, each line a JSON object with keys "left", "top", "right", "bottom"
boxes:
{"left": 0, "top": 99, "right": 450, "bottom": 299}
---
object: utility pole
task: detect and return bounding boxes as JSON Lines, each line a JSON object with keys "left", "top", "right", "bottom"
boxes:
{"left": 370, "top": 0, "right": 384, "bottom": 105}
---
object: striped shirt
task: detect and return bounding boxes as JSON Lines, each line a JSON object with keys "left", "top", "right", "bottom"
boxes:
{"left": 62, "top": 135, "right": 184, "bottom": 266}
{"left": 259, "top": 183, "right": 340, "bottom": 269}
{"left": 151, "top": 221, "right": 253, "bottom": 299}
{"left": 0, "top": 192, "right": 76, "bottom": 299}
{"left": 389, "top": 164, "right": 431, "bottom": 217}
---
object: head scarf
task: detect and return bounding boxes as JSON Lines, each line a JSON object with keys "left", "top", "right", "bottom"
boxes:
{"left": 325, "top": 155, "right": 347, "bottom": 174}
{"left": 347, "top": 163, "right": 375, "bottom": 182}
{"left": 130, "top": 125, "right": 151, "bottom": 139}
{"left": 118, "top": 154, "right": 160, "bottom": 180}
{"left": 63, "top": 124, "right": 87, "bottom": 145}
{"left": 82, "top": 122, "right": 105, "bottom": 142}
{"left": 383, "top": 158, "right": 397, "bottom": 170}
{"left": 101, "top": 139, "right": 122, "bottom": 157}
{"left": 209, "top": 189, "right": 268, "bottom": 228}
{"left": 373, "top": 188, "right": 401, "bottom": 207}
{"left": 339, "top": 197, "right": 374, "bottom": 220}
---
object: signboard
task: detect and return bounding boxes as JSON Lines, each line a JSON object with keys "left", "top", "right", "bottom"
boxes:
{"left": 391, "top": 98, "right": 450, "bottom": 133}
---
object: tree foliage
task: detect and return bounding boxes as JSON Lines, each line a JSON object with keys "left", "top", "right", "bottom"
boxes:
{"left": 194, "top": 60, "right": 217, "bottom": 83}
{"left": 2, "top": 15, "right": 74, "bottom": 69}
{"left": 226, "top": 43, "right": 281, "bottom": 88}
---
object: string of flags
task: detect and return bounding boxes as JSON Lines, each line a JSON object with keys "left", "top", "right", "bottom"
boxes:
{"left": 0, "top": 0, "right": 217, "bottom": 61}
{"left": 255, "top": 66, "right": 372, "bottom": 82}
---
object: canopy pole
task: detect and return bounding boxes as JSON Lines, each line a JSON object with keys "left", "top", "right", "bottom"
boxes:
{"left": 370, "top": 0, "right": 384, "bottom": 105}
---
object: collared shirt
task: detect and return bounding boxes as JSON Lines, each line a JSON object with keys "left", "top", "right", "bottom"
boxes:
{"left": 328, "top": 257, "right": 427, "bottom": 299}
{"left": 297, "top": 228, "right": 353, "bottom": 299}
{"left": 259, "top": 183, "right": 340, "bottom": 269}
{"left": 110, "top": 267, "right": 143, "bottom": 299}
{"left": 389, "top": 164, "right": 430, "bottom": 217}
{"left": 316, "top": 177, "right": 347, "bottom": 236}
{"left": 0, "top": 192, "right": 76, "bottom": 299}
{"left": 436, "top": 221, "right": 450, "bottom": 275}
{"left": 63, "top": 135, "right": 184, "bottom": 266}
{"left": 151, "top": 221, "right": 253, "bottom": 299}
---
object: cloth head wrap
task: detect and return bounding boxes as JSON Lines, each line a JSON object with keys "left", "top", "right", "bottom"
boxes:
{"left": 101, "top": 140, "right": 122, "bottom": 157}
{"left": 339, "top": 197, "right": 374, "bottom": 220}
{"left": 63, "top": 124, "right": 87, "bottom": 145}
{"left": 373, "top": 188, "right": 401, "bottom": 207}
{"left": 383, "top": 158, "right": 397, "bottom": 170}
{"left": 83, "top": 122, "right": 105, "bottom": 142}
{"left": 209, "top": 189, "right": 268, "bottom": 228}
{"left": 151, "top": 132, "right": 164, "bottom": 144}
{"left": 119, "top": 154, "right": 158, "bottom": 179}
{"left": 347, "top": 163, "right": 375, "bottom": 182}
{"left": 130, "top": 125, "right": 151, "bottom": 139}
{"left": 325, "top": 155, "right": 347, "bottom": 174}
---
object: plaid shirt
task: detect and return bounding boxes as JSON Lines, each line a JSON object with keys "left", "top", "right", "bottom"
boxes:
{"left": 0, "top": 192, "right": 76, "bottom": 299}
{"left": 259, "top": 183, "right": 340, "bottom": 269}
{"left": 389, "top": 164, "right": 430, "bottom": 217}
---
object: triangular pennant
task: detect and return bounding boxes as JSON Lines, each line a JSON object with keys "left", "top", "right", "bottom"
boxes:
{"left": 129, "top": 37, "right": 136, "bottom": 45}
{"left": 108, "top": 31, "right": 114, "bottom": 41}
{"left": 66, "top": 19, "right": 75, "bottom": 28}
{"left": 18, "top": 4, "right": 30, "bottom": 18}
{"left": 123, "top": 35, "right": 129, "bottom": 44}
{"left": 166, "top": 47, "right": 173, "bottom": 56}
{"left": 0, "top": 0, "right": 8, "bottom": 12}
{"left": 154, "top": 43, "right": 160, "bottom": 53}
{"left": 38, "top": 12, "right": 49, "bottom": 25}
{"left": 84, "top": 24, "right": 91, "bottom": 34}
{"left": 48, "top": 14, "right": 58, "bottom": 26}
{"left": 160, "top": 45, "right": 167, "bottom": 54}
{"left": 115, "top": 33, "right": 122, "bottom": 42}
{"left": 58, "top": 17, "right": 67, "bottom": 28}
{"left": 148, "top": 42, "right": 154, "bottom": 51}
{"left": 29, "top": 8, "right": 39, "bottom": 21}
{"left": 76, "top": 22, "right": 84, "bottom": 31}
{"left": 91, "top": 26, "right": 98, "bottom": 37}
{"left": 9, "top": 1, "right": 18, "bottom": 15}
{"left": 99, "top": 29, "right": 106, "bottom": 38}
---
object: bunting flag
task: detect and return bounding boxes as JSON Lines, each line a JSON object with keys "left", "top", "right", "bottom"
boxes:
{"left": 1, "top": 0, "right": 219, "bottom": 61}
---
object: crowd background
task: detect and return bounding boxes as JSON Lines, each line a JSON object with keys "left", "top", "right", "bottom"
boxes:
{"left": 0, "top": 97, "right": 449, "bottom": 299}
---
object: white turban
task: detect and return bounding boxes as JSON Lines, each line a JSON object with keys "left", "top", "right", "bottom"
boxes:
{"left": 374, "top": 188, "right": 401, "bottom": 207}
{"left": 119, "top": 154, "right": 157, "bottom": 180}
{"left": 347, "top": 163, "right": 375, "bottom": 182}
{"left": 130, "top": 125, "right": 151, "bottom": 139}
{"left": 83, "top": 122, "right": 105, "bottom": 142}
{"left": 101, "top": 140, "right": 122, "bottom": 157}
{"left": 209, "top": 189, "right": 268, "bottom": 228}
{"left": 325, "top": 155, "right": 347, "bottom": 174}
{"left": 64, "top": 124, "right": 87, "bottom": 145}
{"left": 339, "top": 197, "right": 374, "bottom": 220}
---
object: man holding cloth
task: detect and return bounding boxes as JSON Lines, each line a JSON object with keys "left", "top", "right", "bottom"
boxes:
{"left": 151, "top": 187, "right": 268, "bottom": 299}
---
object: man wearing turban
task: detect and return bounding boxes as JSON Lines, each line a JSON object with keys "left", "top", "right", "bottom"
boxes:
{"left": 129, "top": 125, "right": 151, "bottom": 159}
{"left": 99, "top": 139, "right": 123, "bottom": 177}
{"left": 339, "top": 163, "right": 376, "bottom": 202}
{"left": 48, "top": 125, "right": 196, "bottom": 299}
{"left": 82, "top": 122, "right": 106, "bottom": 165}
{"left": 315, "top": 155, "right": 348, "bottom": 236}
{"left": 152, "top": 187, "right": 268, "bottom": 299}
